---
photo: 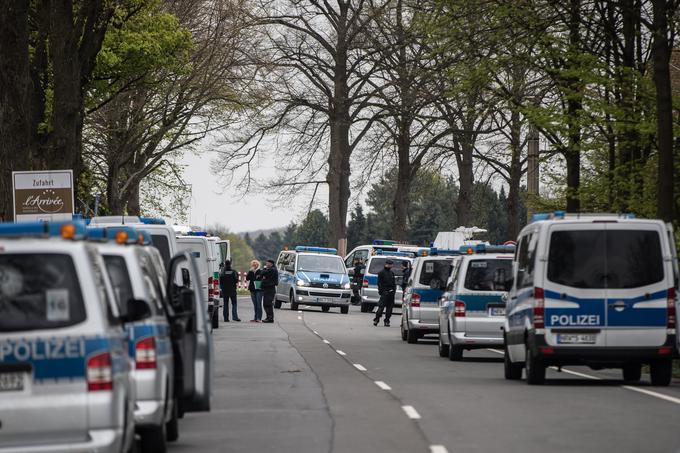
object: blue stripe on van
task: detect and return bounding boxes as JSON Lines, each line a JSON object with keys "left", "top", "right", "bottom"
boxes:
{"left": 127, "top": 324, "right": 172, "bottom": 357}
{"left": 364, "top": 275, "right": 378, "bottom": 286}
{"left": 412, "top": 288, "right": 443, "bottom": 303}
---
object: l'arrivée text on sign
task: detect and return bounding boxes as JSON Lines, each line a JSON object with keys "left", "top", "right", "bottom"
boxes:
{"left": 12, "top": 170, "right": 74, "bottom": 222}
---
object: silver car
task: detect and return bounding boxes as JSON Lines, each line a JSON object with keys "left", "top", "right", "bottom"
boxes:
{"left": 0, "top": 224, "right": 145, "bottom": 453}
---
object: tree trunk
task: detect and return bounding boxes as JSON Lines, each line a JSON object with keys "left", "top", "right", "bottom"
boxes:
{"left": 507, "top": 109, "right": 522, "bottom": 239}
{"left": 651, "top": 0, "right": 674, "bottom": 221}
{"left": 565, "top": 0, "right": 582, "bottom": 213}
{"left": 127, "top": 184, "right": 141, "bottom": 216}
{"left": 456, "top": 138, "right": 474, "bottom": 226}
{"left": 0, "top": 2, "right": 31, "bottom": 220}
{"left": 392, "top": 119, "right": 412, "bottom": 241}
{"left": 327, "top": 117, "right": 351, "bottom": 248}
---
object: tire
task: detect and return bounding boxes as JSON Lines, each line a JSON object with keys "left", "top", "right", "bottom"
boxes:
{"left": 291, "top": 301, "right": 299, "bottom": 310}
{"left": 274, "top": 299, "right": 282, "bottom": 309}
{"left": 322, "top": 306, "right": 330, "bottom": 312}
{"left": 525, "top": 343, "right": 545, "bottom": 385}
{"left": 400, "top": 319, "right": 408, "bottom": 341}
{"left": 211, "top": 309, "right": 219, "bottom": 329}
{"left": 166, "top": 398, "right": 179, "bottom": 442}
{"left": 622, "top": 364, "right": 642, "bottom": 382}
{"left": 649, "top": 359, "right": 672, "bottom": 386}
{"left": 407, "top": 328, "right": 419, "bottom": 344}
{"left": 341, "top": 306, "right": 349, "bottom": 314}
{"left": 448, "top": 344, "right": 463, "bottom": 361}
{"left": 504, "top": 342, "right": 522, "bottom": 380}
{"left": 139, "top": 423, "right": 167, "bottom": 453}
{"left": 438, "top": 332, "right": 449, "bottom": 357}
{"left": 360, "top": 303, "right": 369, "bottom": 313}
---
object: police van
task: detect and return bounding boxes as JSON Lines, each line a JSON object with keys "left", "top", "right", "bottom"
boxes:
{"left": 401, "top": 249, "right": 460, "bottom": 344}
{"left": 503, "top": 212, "right": 678, "bottom": 386}
{"left": 344, "top": 240, "right": 423, "bottom": 270}
{"left": 275, "top": 246, "right": 352, "bottom": 314}
{"left": 438, "top": 244, "right": 514, "bottom": 360}
{"left": 176, "top": 232, "right": 220, "bottom": 328}
{"left": 88, "top": 226, "right": 177, "bottom": 452}
{"left": 0, "top": 221, "right": 146, "bottom": 453}
{"left": 360, "top": 252, "right": 414, "bottom": 313}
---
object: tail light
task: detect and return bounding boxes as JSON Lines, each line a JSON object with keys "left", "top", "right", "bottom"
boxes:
{"left": 667, "top": 288, "right": 676, "bottom": 329}
{"left": 135, "top": 337, "right": 157, "bottom": 370}
{"left": 208, "top": 277, "right": 214, "bottom": 301}
{"left": 534, "top": 287, "right": 545, "bottom": 328}
{"left": 212, "top": 277, "right": 220, "bottom": 298}
{"left": 411, "top": 293, "right": 421, "bottom": 307}
{"left": 363, "top": 279, "right": 369, "bottom": 288}
{"left": 454, "top": 300, "right": 466, "bottom": 317}
{"left": 87, "top": 352, "right": 113, "bottom": 391}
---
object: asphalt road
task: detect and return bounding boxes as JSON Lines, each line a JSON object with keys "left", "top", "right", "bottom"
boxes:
{"left": 168, "top": 297, "right": 680, "bottom": 453}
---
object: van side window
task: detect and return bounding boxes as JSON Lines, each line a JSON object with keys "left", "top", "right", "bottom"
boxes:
{"left": 276, "top": 253, "right": 286, "bottom": 270}
{"left": 516, "top": 234, "right": 536, "bottom": 289}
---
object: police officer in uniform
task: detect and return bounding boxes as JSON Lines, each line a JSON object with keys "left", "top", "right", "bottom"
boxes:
{"left": 261, "top": 259, "right": 279, "bottom": 323}
{"left": 401, "top": 260, "right": 411, "bottom": 292}
{"left": 351, "top": 258, "right": 365, "bottom": 305}
{"left": 373, "top": 259, "right": 396, "bottom": 327}
{"left": 219, "top": 260, "right": 241, "bottom": 322}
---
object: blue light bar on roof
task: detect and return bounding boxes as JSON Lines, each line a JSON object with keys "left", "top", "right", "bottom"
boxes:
{"left": 186, "top": 231, "right": 208, "bottom": 237}
{"left": 86, "top": 227, "right": 108, "bottom": 242}
{"left": 375, "top": 250, "right": 414, "bottom": 257}
{"left": 427, "top": 248, "right": 462, "bottom": 256}
{"left": 372, "top": 239, "right": 398, "bottom": 246}
{"left": 0, "top": 220, "right": 87, "bottom": 240}
{"left": 295, "top": 246, "right": 338, "bottom": 254}
{"left": 140, "top": 217, "right": 166, "bottom": 225}
{"left": 458, "top": 244, "right": 515, "bottom": 254}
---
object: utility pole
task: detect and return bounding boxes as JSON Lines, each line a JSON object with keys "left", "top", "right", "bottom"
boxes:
{"left": 527, "top": 126, "right": 540, "bottom": 219}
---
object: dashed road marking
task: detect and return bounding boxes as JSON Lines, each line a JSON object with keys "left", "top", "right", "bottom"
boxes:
{"left": 401, "top": 405, "right": 421, "bottom": 420}
{"left": 322, "top": 339, "right": 330, "bottom": 344}
{"left": 336, "top": 350, "right": 346, "bottom": 356}
{"left": 487, "top": 348, "right": 504, "bottom": 355}
{"left": 622, "top": 386, "right": 680, "bottom": 405}
{"left": 430, "top": 446, "right": 449, "bottom": 453}
{"left": 297, "top": 316, "right": 302, "bottom": 320}
{"left": 313, "top": 330, "right": 319, "bottom": 335}
{"left": 298, "top": 310, "right": 302, "bottom": 313}
{"left": 375, "top": 380, "right": 391, "bottom": 390}
{"left": 353, "top": 363, "right": 367, "bottom": 371}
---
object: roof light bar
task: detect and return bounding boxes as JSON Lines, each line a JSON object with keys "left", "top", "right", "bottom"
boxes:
{"left": 295, "top": 246, "right": 338, "bottom": 254}
{"left": 139, "top": 217, "right": 166, "bottom": 225}
{"left": 531, "top": 211, "right": 637, "bottom": 222}
{"left": 0, "top": 220, "right": 88, "bottom": 240}
{"left": 374, "top": 250, "right": 414, "bottom": 257}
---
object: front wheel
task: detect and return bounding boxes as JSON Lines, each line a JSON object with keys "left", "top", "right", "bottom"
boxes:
{"left": 525, "top": 343, "right": 545, "bottom": 385}
{"left": 211, "top": 309, "right": 219, "bottom": 329}
{"left": 400, "top": 319, "right": 408, "bottom": 341}
{"left": 341, "top": 306, "right": 349, "bottom": 314}
{"left": 650, "top": 359, "right": 672, "bottom": 386}
{"left": 139, "top": 423, "right": 167, "bottom": 453}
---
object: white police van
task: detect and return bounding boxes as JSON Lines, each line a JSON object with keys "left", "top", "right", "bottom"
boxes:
{"left": 88, "top": 226, "right": 177, "bottom": 452}
{"left": 275, "top": 246, "right": 352, "bottom": 314}
{"left": 504, "top": 212, "right": 678, "bottom": 386}
{"left": 176, "top": 232, "right": 220, "bottom": 328}
{"left": 438, "top": 244, "right": 514, "bottom": 360}
{"left": 0, "top": 221, "right": 146, "bottom": 453}
{"left": 401, "top": 249, "right": 459, "bottom": 344}
{"left": 360, "top": 252, "right": 414, "bottom": 313}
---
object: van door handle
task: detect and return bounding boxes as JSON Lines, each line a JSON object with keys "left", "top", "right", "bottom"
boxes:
{"left": 608, "top": 301, "right": 627, "bottom": 309}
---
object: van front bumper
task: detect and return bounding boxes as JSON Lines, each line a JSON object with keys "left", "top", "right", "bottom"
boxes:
{"left": 294, "top": 288, "right": 351, "bottom": 307}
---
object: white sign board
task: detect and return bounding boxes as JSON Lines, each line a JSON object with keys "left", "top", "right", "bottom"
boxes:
{"left": 12, "top": 170, "right": 75, "bottom": 222}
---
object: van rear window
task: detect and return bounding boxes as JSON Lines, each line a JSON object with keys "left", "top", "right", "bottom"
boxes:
{"left": 418, "top": 260, "right": 452, "bottom": 287}
{"left": 151, "top": 235, "right": 171, "bottom": 266}
{"left": 0, "top": 254, "right": 86, "bottom": 332}
{"left": 368, "top": 258, "right": 410, "bottom": 276}
{"left": 463, "top": 259, "right": 513, "bottom": 291}
{"left": 103, "top": 255, "right": 134, "bottom": 308}
{"left": 547, "top": 230, "right": 664, "bottom": 289}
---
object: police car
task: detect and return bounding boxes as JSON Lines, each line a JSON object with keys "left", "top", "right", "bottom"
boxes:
{"left": 344, "top": 240, "right": 424, "bottom": 270}
{"left": 275, "top": 246, "right": 352, "bottom": 313}
{"left": 401, "top": 249, "right": 460, "bottom": 344}
{"left": 438, "top": 244, "right": 514, "bottom": 360}
{"left": 88, "top": 226, "right": 177, "bottom": 452}
{"left": 360, "top": 252, "right": 414, "bottom": 313}
{"left": 0, "top": 221, "right": 146, "bottom": 453}
{"left": 504, "top": 212, "right": 678, "bottom": 386}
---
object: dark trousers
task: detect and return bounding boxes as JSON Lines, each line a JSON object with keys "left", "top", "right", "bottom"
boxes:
{"left": 374, "top": 290, "right": 395, "bottom": 323}
{"left": 351, "top": 284, "right": 361, "bottom": 304}
{"left": 250, "top": 290, "right": 263, "bottom": 320}
{"left": 263, "top": 289, "right": 276, "bottom": 321}
{"left": 222, "top": 288, "right": 238, "bottom": 321}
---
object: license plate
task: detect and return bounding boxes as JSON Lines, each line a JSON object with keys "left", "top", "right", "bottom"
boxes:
{"left": 488, "top": 307, "right": 505, "bottom": 316}
{"left": 0, "top": 372, "right": 24, "bottom": 392}
{"left": 557, "top": 333, "right": 597, "bottom": 344}
{"left": 318, "top": 298, "right": 332, "bottom": 303}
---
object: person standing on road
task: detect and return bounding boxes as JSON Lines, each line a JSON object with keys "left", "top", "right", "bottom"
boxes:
{"left": 373, "top": 259, "right": 396, "bottom": 327}
{"left": 220, "top": 260, "right": 241, "bottom": 322}
{"left": 260, "top": 259, "right": 279, "bottom": 323}
{"left": 351, "top": 258, "right": 365, "bottom": 305}
{"left": 401, "top": 260, "right": 411, "bottom": 292}
{"left": 246, "top": 260, "right": 263, "bottom": 323}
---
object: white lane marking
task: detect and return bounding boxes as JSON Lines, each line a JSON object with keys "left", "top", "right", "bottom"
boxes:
{"left": 375, "top": 380, "right": 391, "bottom": 390}
{"left": 622, "top": 386, "right": 680, "bottom": 405}
{"left": 430, "top": 446, "right": 449, "bottom": 453}
{"left": 313, "top": 330, "right": 319, "bottom": 335}
{"left": 322, "top": 339, "right": 330, "bottom": 344}
{"left": 297, "top": 316, "right": 302, "bottom": 320}
{"left": 336, "top": 350, "right": 346, "bottom": 356}
{"left": 402, "top": 405, "right": 421, "bottom": 420}
{"left": 353, "top": 363, "right": 367, "bottom": 371}
{"left": 555, "top": 368, "right": 601, "bottom": 380}
{"left": 487, "top": 348, "right": 504, "bottom": 355}
{"left": 298, "top": 310, "right": 302, "bottom": 313}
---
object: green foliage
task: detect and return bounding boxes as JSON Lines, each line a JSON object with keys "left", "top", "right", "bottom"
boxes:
{"left": 293, "top": 210, "right": 329, "bottom": 247}
{"left": 208, "top": 226, "right": 256, "bottom": 273}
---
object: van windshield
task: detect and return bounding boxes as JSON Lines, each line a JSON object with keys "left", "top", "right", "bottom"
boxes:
{"left": 368, "top": 258, "right": 410, "bottom": 276}
{"left": 151, "top": 234, "right": 171, "bottom": 266}
{"left": 0, "top": 254, "right": 86, "bottom": 332}
{"left": 547, "top": 230, "right": 664, "bottom": 289}
{"left": 298, "top": 255, "right": 345, "bottom": 274}
{"left": 464, "top": 259, "right": 513, "bottom": 291}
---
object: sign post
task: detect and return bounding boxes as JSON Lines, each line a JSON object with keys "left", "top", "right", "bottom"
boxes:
{"left": 12, "top": 170, "right": 75, "bottom": 222}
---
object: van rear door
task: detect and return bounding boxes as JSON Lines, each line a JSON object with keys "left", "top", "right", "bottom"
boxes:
{"left": 414, "top": 258, "right": 452, "bottom": 324}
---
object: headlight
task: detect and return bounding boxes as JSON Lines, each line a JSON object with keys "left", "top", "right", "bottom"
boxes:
{"left": 296, "top": 279, "right": 308, "bottom": 287}
{"left": 343, "top": 282, "right": 351, "bottom": 290}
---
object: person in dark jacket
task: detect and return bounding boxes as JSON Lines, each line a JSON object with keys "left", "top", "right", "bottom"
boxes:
{"left": 260, "top": 259, "right": 279, "bottom": 323}
{"left": 220, "top": 260, "right": 241, "bottom": 322}
{"left": 401, "top": 260, "right": 411, "bottom": 292}
{"left": 246, "top": 260, "right": 263, "bottom": 322}
{"left": 374, "top": 259, "right": 396, "bottom": 327}
{"left": 351, "top": 258, "right": 365, "bottom": 305}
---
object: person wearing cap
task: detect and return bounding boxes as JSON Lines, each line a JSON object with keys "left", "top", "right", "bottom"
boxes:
{"left": 374, "top": 259, "right": 397, "bottom": 327}
{"left": 219, "top": 260, "right": 241, "bottom": 322}
{"left": 260, "top": 259, "right": 279, "bottom": 323}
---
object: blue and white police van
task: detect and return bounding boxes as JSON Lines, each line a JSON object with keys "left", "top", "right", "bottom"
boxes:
{"left": 360, "top": 251, "right": 414, "bottom": 313}
{"left": 275, "top": 246, "right": 352, "bottom": 314}
{"left": 438, "top": 244, "right": 515, "bottom": 360}
{"left": 504, "top": 212, "right": 678, "bottom": 386}
{"left": 0, "top": 221, "right": 146, "bottom": 453}
{"left": 402, "top": 249, "right": 460, "bottom": 344}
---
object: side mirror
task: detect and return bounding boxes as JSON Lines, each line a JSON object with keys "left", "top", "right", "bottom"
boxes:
{"left": 122, "top": 299, "right": 152, "bottom": 323}
{"left": 181, "top": 268, "right": 191, "bottom": 287}
{"left": 285, "top": 264, "right": 295, "bottom": 273}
